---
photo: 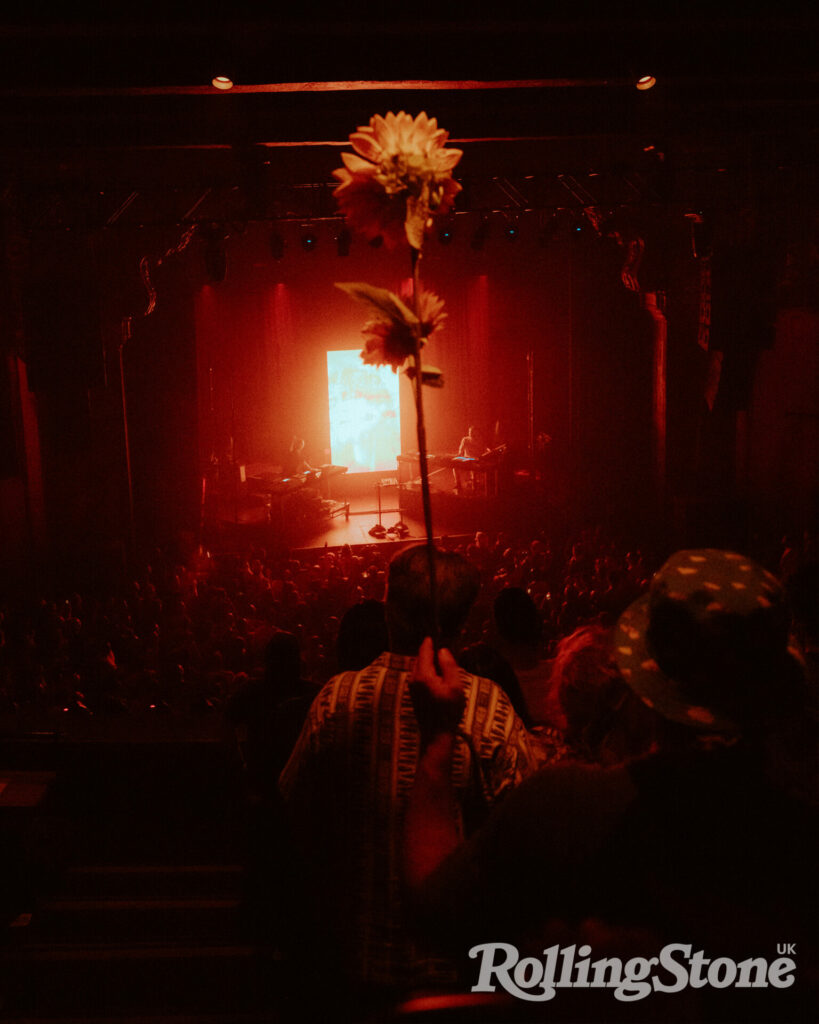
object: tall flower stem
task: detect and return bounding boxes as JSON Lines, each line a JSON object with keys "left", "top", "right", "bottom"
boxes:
{"left": 409, "top": 246, "right": 439, "bottom": 650}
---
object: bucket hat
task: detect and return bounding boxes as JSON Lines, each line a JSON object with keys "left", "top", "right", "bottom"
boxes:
{"left": 614, "top": 549, "right": 799, "bottom": 733}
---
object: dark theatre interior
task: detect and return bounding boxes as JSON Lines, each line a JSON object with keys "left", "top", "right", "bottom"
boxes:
{"left": 0, "top": 5, "right": 817, "bottom": 1023}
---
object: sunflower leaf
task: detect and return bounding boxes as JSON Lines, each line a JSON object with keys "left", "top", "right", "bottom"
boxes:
{"left": 404, "top": 364, "right": 444, "bottom": 388}
{"left": 335, "top": 282, "right": 419, "bottom": 326}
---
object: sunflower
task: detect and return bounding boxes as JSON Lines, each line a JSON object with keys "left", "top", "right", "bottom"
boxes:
{"left": 333, "top": 111, "right": 462, "bottom": 250}
{"left": 335, "top": 282, "right": 446, "bottom": 373}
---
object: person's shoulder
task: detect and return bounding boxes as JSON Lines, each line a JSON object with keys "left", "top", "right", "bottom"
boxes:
{"left": 461, "top": 667, "right": 520, "bottom": 700}
{"left": 315, "top": 655, "right": 393, "bottom": 707}
{"left": 459, "top": 666, "right": 501, "bottom": 695}
{"left": 459, "top": 669, "right": 528, "bottom": 736}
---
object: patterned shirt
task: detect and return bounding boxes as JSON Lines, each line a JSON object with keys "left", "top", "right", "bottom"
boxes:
{"left": 278, "top": 650, "right": 541, "bottom": 991}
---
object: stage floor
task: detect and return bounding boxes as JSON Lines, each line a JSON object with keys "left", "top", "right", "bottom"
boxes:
{"left": 203, "top": 488, "right": 497, "bottom": 554}
{"left": 299, "top": 496, "right": 423, "bottom": 549}
{"left": 203, "top": 465, "right": 558, "bottom": 555}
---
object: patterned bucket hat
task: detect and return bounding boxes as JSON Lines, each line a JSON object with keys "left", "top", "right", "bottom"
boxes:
{"left": 614, "top": 549, "right": 798, "bottom": 733}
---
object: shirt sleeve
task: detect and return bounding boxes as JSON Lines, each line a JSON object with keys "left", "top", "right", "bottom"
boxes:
{"left": 277, "top": 683, "right": 330, "bottom": 802}
{"left": 464, "top": 677, "right": 541, "bottom": 808}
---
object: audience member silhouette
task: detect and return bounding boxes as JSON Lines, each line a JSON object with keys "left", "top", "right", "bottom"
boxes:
{"left": 493, "top": 585, "right": 554, "bottom": 726}
{"left": 278, "top": 544, "right": 541, "bottom": 1020}
{"left": 224, "top": 629, "right": 317, "bottom": 949}
{"left": 335, "top": 598, "right": 389, "bottom": 671}
{"left": 549, "top": 624, "right": 657, "bottom": 765}
{"left": 225, "top": 629, "right": 314, "bottom": 795}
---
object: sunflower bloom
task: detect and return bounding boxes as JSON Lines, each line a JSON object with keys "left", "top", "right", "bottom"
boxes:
{"left": 333, "top": 111, "right": 462, "bottom": 250}
{"left": 361, "top": 290, "right": 446, "bottom": 371}
{"left": 336, "top": 281, "right": 446, "bottom": 372}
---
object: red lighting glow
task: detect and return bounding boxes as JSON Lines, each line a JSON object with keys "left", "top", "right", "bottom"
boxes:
{"left": 636, "top": 75, "right": 656, "bottom": 91}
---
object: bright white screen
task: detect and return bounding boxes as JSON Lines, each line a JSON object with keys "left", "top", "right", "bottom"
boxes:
{"left": 327, "top": 350, "right": 401, "bottom": 472}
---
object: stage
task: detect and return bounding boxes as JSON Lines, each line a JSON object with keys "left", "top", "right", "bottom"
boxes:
{"left": 204, "top": 492, "right": 473, "bottom": 554}
{"left": 201, "top": 463, "right": 559, "bottom": 555}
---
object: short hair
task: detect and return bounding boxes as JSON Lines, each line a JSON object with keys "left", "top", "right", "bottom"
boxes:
{"left": 386, "top": 544, "right": 480, "bottom": 652}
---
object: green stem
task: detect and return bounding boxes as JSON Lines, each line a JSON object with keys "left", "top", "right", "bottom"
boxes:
{"left": 410, "top": 247, "right": 439, "bottom": 650}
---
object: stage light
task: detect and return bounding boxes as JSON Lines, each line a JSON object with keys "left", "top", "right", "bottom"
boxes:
{"left": 437, "top": 217, "right": 455, "bottom": 245}
{"left": 336, "top": 226, "right": 351, "bottom": 257}
{"left": 300, "top": 227, "right": 318, "bottom": 252}
{"left": 571, "top": 212, "right": 599, "bottom": 242}
{"left": 636, "top": 75, "right": 656, "bottom": 91}
{"left": 269, "top": 231, "right": 285, "bottom": 260}
{"left": 470, "top": 214, "right": 490, "bottom": 251}
{"left": 505, "top": 217, "right": 519, "bottom": 242}
{"left": 212, "top": 75, "right": 234, "bottom": 91}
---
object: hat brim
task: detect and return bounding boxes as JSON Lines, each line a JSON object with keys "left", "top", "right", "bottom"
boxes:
{"left": 614, "top": 594, "right": 740, "bottom": 734}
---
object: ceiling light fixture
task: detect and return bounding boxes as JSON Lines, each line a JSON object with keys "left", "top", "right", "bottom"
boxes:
{"left": 636, "top": 75, "right": 656, "bottom": 91}
{"left": 437, "top": 217, "right": 455, "bottom": 245}
{"left": 212, "top": 76, "right": 234, "bottom": 91}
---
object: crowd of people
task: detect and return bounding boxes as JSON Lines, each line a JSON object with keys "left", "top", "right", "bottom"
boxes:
{"left": 1, "top": 522, "right": 816, "bottom": 1022}
{"left": 0, "top": 524, "right": 658, "bottom": 724}
{"left": 266, "top": 530, "right": 816, "bottom": 1023}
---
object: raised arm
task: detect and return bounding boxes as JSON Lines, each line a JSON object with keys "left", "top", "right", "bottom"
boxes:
{"left": 404, "top": 637, "right": 465, "bottom": 891}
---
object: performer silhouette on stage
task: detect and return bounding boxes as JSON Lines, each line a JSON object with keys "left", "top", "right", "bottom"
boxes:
{"left": 453, "top": 425, "right": 490, "bottom": 493}
{"left": 282, "top": 437, "right": 314, "bottom": 478}
{"left": 457, "top": 425, "right": 489, "bottom": 461}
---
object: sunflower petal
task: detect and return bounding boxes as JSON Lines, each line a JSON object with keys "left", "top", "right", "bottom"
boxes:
{"left": 435, "top": 147, "right": 463, "bottom": 171}
{"left": 341, "top": 152, "right": 377, "bottom": 175}
{"left": 349, "top": 132, "right": 381, "bottom": 162}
